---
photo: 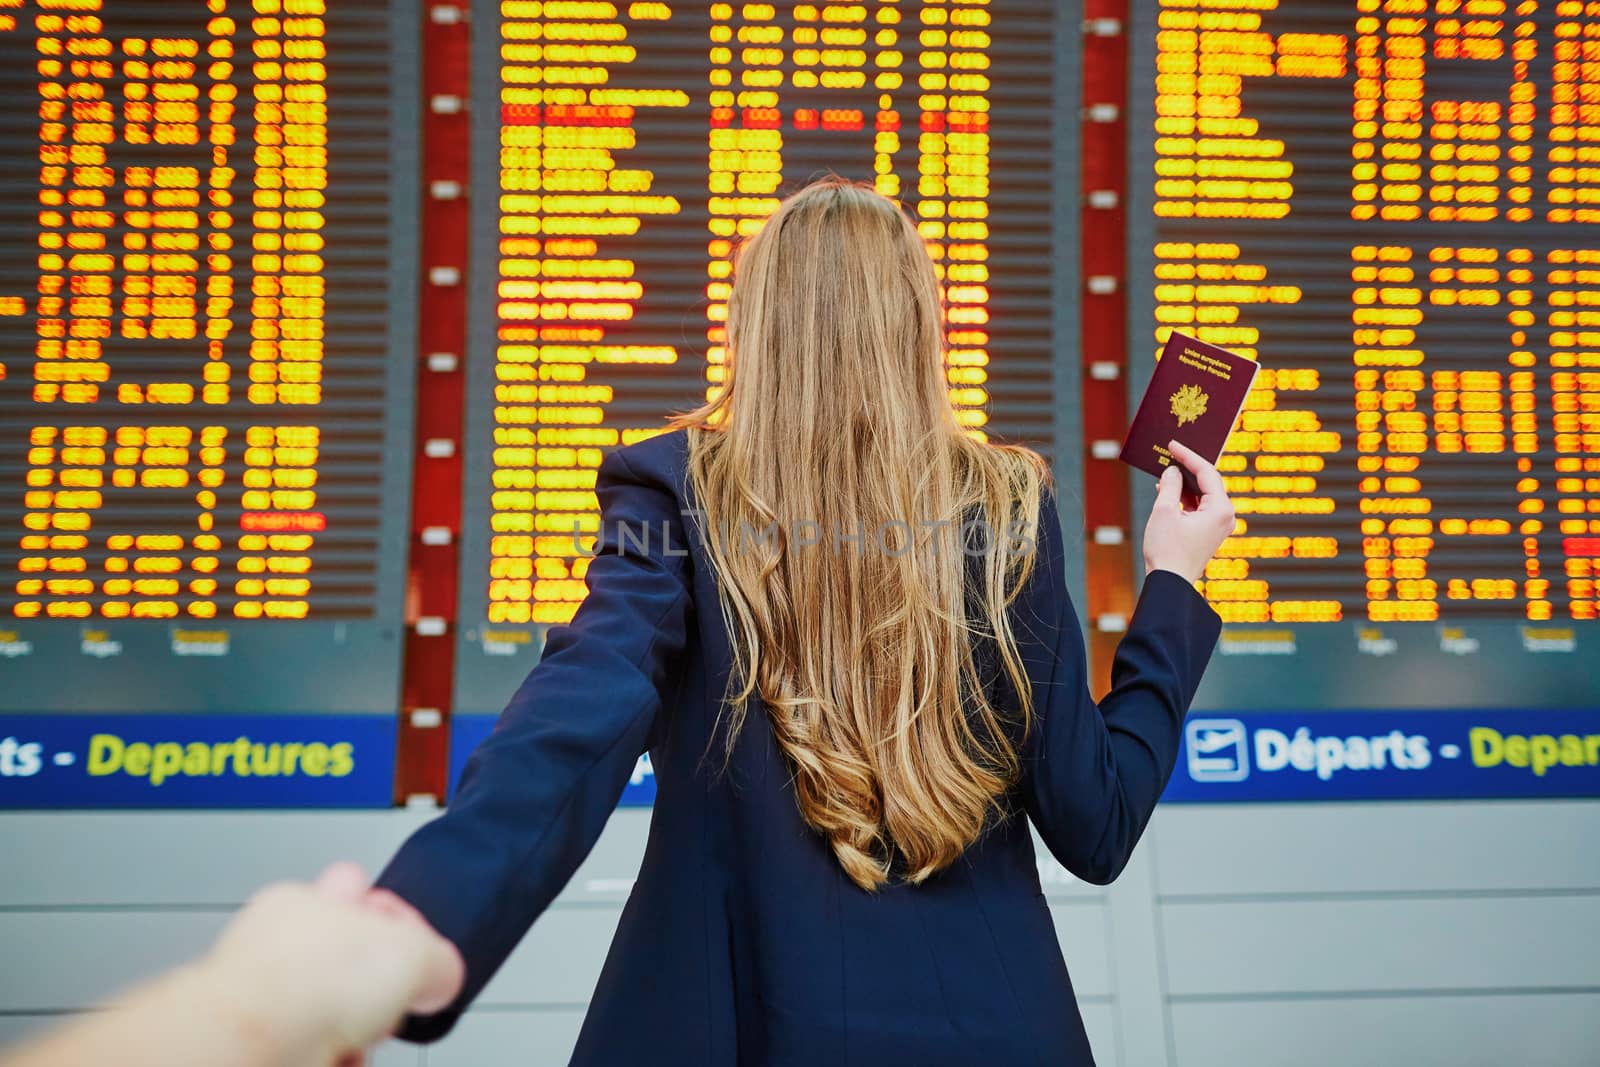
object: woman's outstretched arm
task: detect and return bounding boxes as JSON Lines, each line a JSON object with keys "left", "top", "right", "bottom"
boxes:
{"left": 1017, "top": 445, "right": 1230, "bottom": 884}
{"left": 373, "top": 445, "right": 693, "bottom": 1041}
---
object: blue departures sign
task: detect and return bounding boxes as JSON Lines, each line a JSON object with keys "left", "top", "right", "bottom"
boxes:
{"left": 1166, "top": 709, "right": 1600, "bottom": 802}
{"left": 5, "top": 709, "right": 1595, "bottom": 809}
{"left": 0, "top": 715, "right": 397, "bottom": 808}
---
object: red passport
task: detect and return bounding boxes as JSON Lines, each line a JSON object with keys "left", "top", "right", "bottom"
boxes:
{"left": 1119, "top": 331, "right": 1260, "bottom": 495}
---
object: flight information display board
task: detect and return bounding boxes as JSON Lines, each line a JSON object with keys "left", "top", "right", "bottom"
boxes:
{"left": 452, "top": 0, "right": 1071, "bottom": 711}
{"left": 0, "top": 0, "right": 418, "bottom": 721}
{"left": 1131, "top": 2, "right": 1600, "bottom": 800}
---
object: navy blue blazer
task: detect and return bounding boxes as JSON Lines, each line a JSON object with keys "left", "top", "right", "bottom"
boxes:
{"left": 376, "top": 428, "right": 1221, "bottom": 1065}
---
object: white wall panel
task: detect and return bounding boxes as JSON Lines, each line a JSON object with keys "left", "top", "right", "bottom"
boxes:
{"left": 423, "top": 1010, "right": 586, "bottom": 1067}
{"left": 1078, "top": 1000, "right": 1119, "bottom": 1067}
{"left": 1051, "top": 902, "right": 1115, "bottom": 999}
{"left": 478, "top": 906, "right": 620, "bottom": 1007}
{"left": 0, "top": 809, "right": 655, "bottom": 908}
{"left": 1169, "top": 993, "right": 1600, "bottom": 1067}
{"left": 1152, "top": 803, "right": 1600, "bottom": 896}
{"left": 1161, "top": 895, "right": 1600, "bottom": 997}
{"left": 4, "top": 801, "right": 1599, "bottom": 1067}
{"left": 0, "top": 911, "right": 225, "bottom": 1013}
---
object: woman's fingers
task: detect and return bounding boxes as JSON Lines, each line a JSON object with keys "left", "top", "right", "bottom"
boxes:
{"left": 361, "top": 888, "right": 466, "bottom": 1015}
{"left": 1166, "top": 439, "right": 1226, "bottom": 504}
{"left": 360, "top": 887, "right": 417, "bottom": 922}
{"left": 1154, "top": 463, "right": 1183, "bottom": 512}
{"left": 313, "top": 861, "right": 368, "bottom": 903}
{"left": 407, "top": 928, "right": 467, "bottom": 1016}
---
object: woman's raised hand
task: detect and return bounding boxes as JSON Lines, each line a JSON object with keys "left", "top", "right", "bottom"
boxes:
{"left": 1141, "top": 439, "right": 1236, "bottom": 585}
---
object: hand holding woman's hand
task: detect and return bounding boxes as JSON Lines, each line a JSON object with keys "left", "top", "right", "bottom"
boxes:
{"left": 1142, "top": 439, "right": 1236, "bottom": 585}
{"left": 201, "top": 862, "right": 465, "bottom": 1066}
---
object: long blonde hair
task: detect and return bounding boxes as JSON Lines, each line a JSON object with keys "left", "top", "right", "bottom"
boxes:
{"left": 670, "top": 179, "right": 1048, "bottom": 891}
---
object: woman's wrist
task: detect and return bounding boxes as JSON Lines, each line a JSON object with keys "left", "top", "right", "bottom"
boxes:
{"left": 1143, "top": 560, "right": 1201, "bottom": 585}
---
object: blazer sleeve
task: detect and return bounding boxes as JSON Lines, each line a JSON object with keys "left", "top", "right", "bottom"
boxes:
{"left": 373, "top": 446, "right": 693, "bottom": 1042}
{"left": 1013, "top": 488, "right": 1222, "bottom": 885}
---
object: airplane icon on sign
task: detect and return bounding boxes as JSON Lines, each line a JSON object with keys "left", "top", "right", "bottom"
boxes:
{"left": 1185, "top": 719, "right": 1250, "bottom": 782}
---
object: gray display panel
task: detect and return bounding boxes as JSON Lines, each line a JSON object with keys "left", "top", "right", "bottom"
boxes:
{"left": 0, "top": 0, "right": 418, "bottom": 715}
{"left": 1127, "top": 1, "right": 1597, "bottom": 709}
{"left": 454, "top": 0, "right": 1077, "bottom": 713}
